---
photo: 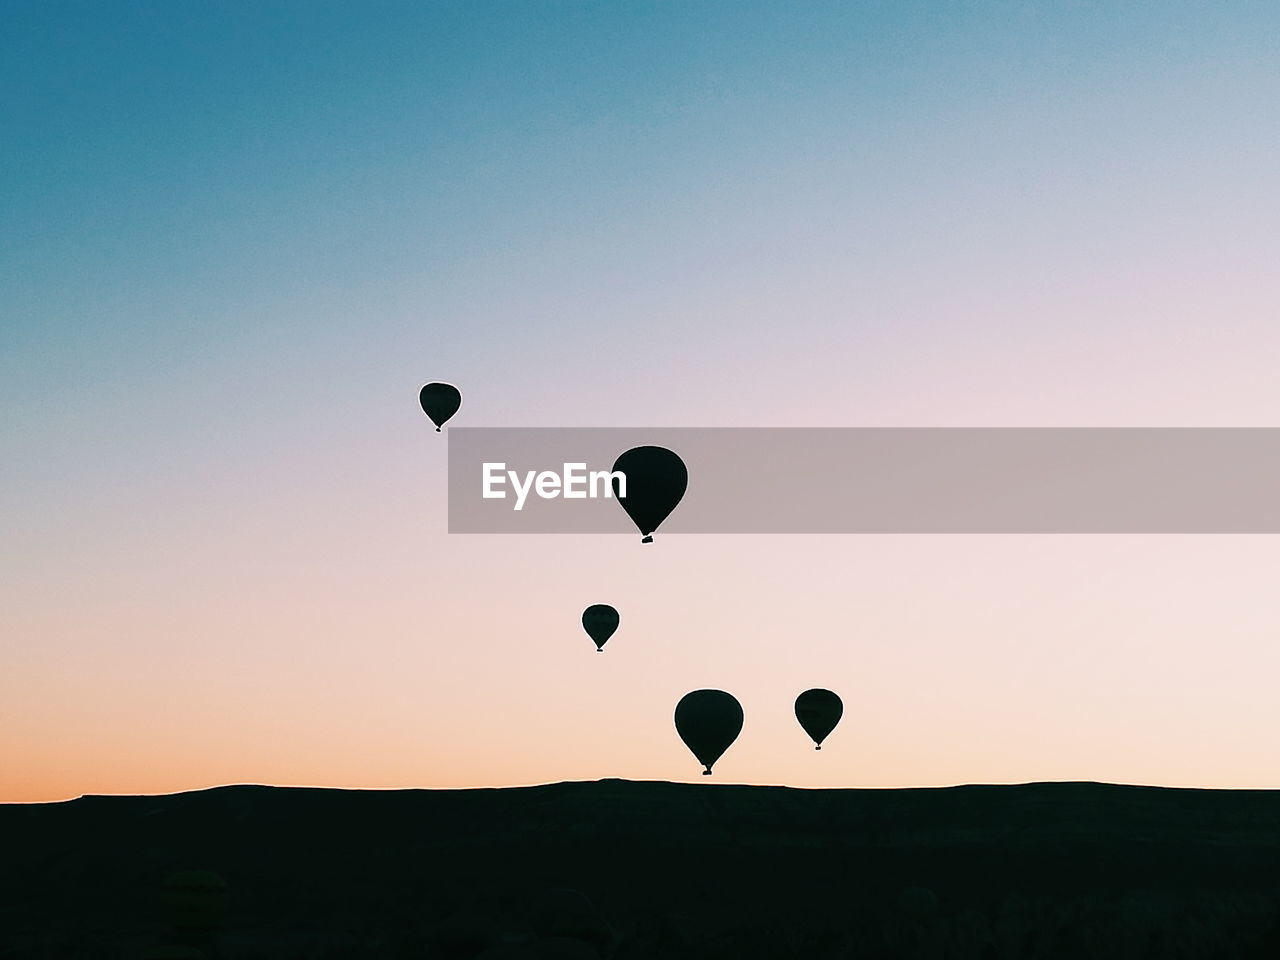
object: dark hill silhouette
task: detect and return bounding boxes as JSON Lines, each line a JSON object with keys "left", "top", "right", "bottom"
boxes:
{"left": 6, "top": 779, "right": 1280, "bottom": 958}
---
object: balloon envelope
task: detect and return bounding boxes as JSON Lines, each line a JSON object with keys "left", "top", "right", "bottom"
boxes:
{"left": 419, "top": 382, "right": 462, "bottom": 431}
{"left": 674, "top": 689, "right": 743, "bottom": 775}
{"left": 795, "top": 688, "right": 843, "bottom": 750}
{"left": 581, "top": 604, "right": 619, "bottom": 652}
{"left": 611, "top": 446, "right": 687, "bottom": 543}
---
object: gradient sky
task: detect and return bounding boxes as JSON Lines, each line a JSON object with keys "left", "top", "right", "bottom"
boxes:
{"left": 3, "top": 1, "right": 1280, "bottom": 802}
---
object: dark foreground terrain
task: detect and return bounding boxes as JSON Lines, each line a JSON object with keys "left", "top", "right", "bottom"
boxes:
{"left": 6, "top": 779, "right": 1280, "bottom": 958}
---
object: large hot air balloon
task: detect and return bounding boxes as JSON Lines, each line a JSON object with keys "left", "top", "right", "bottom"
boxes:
{"left": 419, "top": 382, "right": 461, "bottom": 431}
{"left": 581, "top": 604, "right": 619, "bottom": 653}
{"left": 795, "top": 688, "right": 843, "bottom": 750}
{"left": 674, "top": 689, "right": 743, "bottom": 775}
{"left": 611, "top": 446, "right": 687, "bottom": 543}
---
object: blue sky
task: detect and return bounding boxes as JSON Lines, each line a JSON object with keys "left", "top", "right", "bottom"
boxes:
{"left": 7, "top": 0, "right": 1275, "bottom": 397}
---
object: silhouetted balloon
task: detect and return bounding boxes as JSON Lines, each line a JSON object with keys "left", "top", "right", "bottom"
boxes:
{"left": 581, "top": 604, "right": 619, "bottom": 653}
{"left": 611, "top": 446, "right": 687, "bottom": 543}
{"left": 419, "top": 382, "right": 462, "bottom": 431}
{"left": 674, "top": 689, "right": 743, "bottom": 775}
{"left": 795, "top": 688, "right": 842, "bottom": 750}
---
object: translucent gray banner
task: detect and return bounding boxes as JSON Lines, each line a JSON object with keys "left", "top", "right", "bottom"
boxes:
{"left": 446, "top": 428, "right": 1280, "bottom": 533}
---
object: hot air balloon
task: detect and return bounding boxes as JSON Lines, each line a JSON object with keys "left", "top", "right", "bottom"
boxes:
{"left": 795, "top": 688, "right": 842, "bottom": 750}
{"left": 611, "top": 446, "right": 687, "bottom": 543}
{"left": 674, "top": 689, "right": 743, "bottom": 775}
{"left": 581, "top": 604, "right": 619, "bottom": 653}
{"left": 419, "top": 382, "right": 461, "bottom": 431}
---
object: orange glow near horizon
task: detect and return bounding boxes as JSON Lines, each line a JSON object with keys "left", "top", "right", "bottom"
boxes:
{"left": 8, "top": 526, "right": 1280, "bottom": 803}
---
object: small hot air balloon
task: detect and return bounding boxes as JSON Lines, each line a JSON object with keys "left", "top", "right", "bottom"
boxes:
{"left": 795, "top": 688, "right": 842, "bottom": 750}
{"left": 611, "top": 446, "right": 687, "bottom": 544}
{"left": 581, "top": 604, "right": 619, "bottom": 653}
{"left": 674, "top": 689, "right": 743, "bottom": 775}
{"left": 419, "top": 382, "right": 461, "bottom": 431}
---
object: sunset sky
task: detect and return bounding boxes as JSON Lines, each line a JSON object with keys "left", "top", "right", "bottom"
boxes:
{"left": 4, "top": 1, "right": 1280, "bottom": 802}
